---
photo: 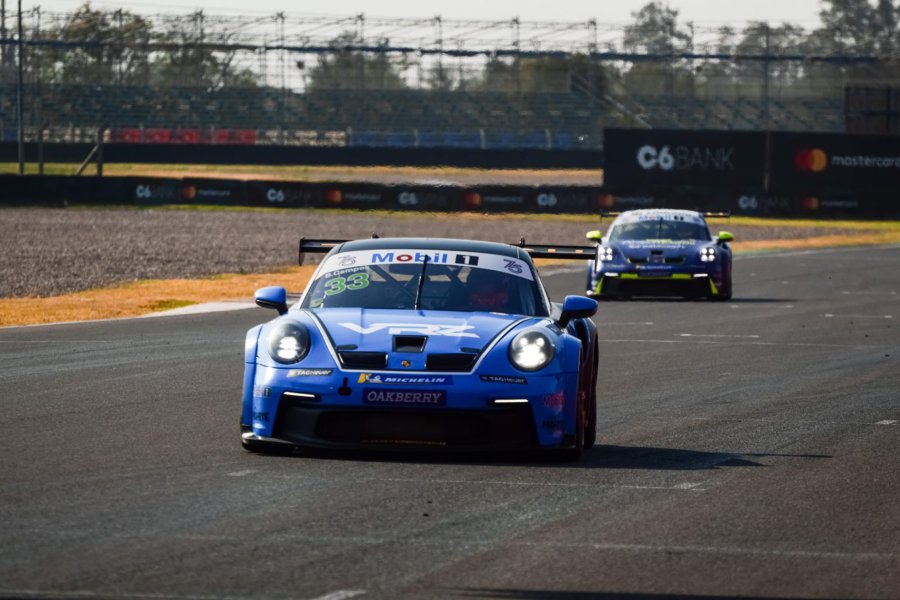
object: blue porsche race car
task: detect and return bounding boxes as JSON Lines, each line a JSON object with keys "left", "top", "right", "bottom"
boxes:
{"left": 241, "top": 236, "right": 600, "bottom": 459}
{"left": 585, "top": 209, "right": 734, "bottom": 300}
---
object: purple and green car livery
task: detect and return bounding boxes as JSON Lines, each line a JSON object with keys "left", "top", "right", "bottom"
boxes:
{"left": 585, "top": 209, "right": 734, "bottom": 300}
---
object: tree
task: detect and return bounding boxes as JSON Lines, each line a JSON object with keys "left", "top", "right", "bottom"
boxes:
{"left": 151, "top": 11, "right": 256, "bottom": 89}
{"left": 808, "top": 0, "right": 900, "bottom": 95}
{"left": 469, "top": 53, "right": 612, "bottom": 95}
{"left": 304, "top": 32, "right": 407, "bottom": 91}
{"left": 30, "top": 3, "right": 154, "bottom": 86}
{"left": 734, "top": 22, "right": 805, "bottom": 94}
{"left": 620, "top": 1, "right": 695, "bottom": 95}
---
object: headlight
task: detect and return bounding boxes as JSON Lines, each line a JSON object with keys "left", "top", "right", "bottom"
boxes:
{"left": 599, "top": 247, "right": 615, "bottom": 262}
{"left": 508, "top": 330, "right": 555, "bottom": 371}
{"left": 267, "top": 322, "right": 310, "bottom": 364}
{"left": 700, "top": 246, "right": 717, "bottom": 262}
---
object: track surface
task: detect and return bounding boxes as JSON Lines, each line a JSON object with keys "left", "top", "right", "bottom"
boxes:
{"left": 1, "top": 246, "right": 898, "bottom": 600}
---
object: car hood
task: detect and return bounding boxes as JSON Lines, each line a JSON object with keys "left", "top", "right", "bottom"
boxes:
{"left": 312, "top": 308, "right": 524, "bottom": 354}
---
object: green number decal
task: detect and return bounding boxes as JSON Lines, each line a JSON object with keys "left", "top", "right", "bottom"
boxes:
{"left": 324, "top": 272, "right": 368, "bottom": 296}
{"left": 346, "top": 272, "right": 370, "bottom": 291}
{"left": 324, "top": 277, "right": 346, "bottom": 296}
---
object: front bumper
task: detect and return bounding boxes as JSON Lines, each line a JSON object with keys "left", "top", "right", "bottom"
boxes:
{"left": 243, "top": 366, "right": 579, "bottom": 451}
{"left": 589, "top": 265, "right": 724, "bottom": 298}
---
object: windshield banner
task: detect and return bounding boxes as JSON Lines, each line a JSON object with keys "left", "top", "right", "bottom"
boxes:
{"left": 317, "top": 249, "right": 534, "bottom": 281}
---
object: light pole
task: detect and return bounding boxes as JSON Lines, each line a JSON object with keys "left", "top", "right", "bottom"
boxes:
{"left": 16, "top": 0, "right": 24, "bottom": 175}
{"left": 2, "top": 0, "right": 7, "bottom": 72}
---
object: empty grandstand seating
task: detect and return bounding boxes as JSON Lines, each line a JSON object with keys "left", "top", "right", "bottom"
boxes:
{"left": 0, "top": 83, "right": 845, "bottom": 148}
{"left": 631, "top": 94, "right": 844, "bottom": 132}
{"left": 0, "top": 84, "right": 605, "bottom": 149}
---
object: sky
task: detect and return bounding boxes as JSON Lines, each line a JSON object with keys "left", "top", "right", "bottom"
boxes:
{"left": 16, "top": 0, "right": 826, "bottom": 28}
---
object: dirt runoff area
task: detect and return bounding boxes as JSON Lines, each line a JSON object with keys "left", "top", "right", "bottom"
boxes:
{"left": 1, "top": 206, "right": 897, "bottom": 326}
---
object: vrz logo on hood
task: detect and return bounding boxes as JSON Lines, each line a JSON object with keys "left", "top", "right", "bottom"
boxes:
{"left": 339, "top": 323, "right": 479, "bottom": 338}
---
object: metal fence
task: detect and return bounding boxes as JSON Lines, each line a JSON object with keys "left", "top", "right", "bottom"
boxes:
{"left": 1, "top": 8, "right": 898, "bottom": 148}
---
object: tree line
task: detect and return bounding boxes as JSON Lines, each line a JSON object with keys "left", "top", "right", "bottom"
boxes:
{"left": 4, "top": 0, "right": 900, "bottom": 96}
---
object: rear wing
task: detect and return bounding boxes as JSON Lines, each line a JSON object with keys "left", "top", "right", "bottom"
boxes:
{"left": 514, "top": 239, "right": 597, "bottom": 261}
{"left": 298, "top": 236, "right": 597, "bottom": 265}
{"left": 298, "top": 238, "right": 346, "bottom": 265}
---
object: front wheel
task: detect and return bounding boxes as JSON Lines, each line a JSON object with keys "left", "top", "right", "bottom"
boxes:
{"left": 710, "top": 272, "right": 733, "bottom": 301}
{"left": 585, "top": 261, "right": 597, "bottom": 296}
{"left": 562, "top": 383, "right": 586, "bottom": 461}
{"left": 583, "top": 338, "right": 599, "bottom": 449}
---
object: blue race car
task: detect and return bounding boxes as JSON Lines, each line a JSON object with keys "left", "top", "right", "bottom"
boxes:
{"left": 241, "top": 237, "right": 600, "bottom": 459}
{"left": 585, "top": 209, "right": 734, "bottom": 300}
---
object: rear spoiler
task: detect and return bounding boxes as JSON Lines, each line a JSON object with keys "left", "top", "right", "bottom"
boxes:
{"left": 298, "top": 236, "right": 597, "bottom": 265}
{"left": 298, "top": 238, "right": 346, "bottom": 265}
{"left": 600, "top": 211, "right": 731, "bottom": 221}
{"left": 514, "top": 238, "right": 597, "bottom": 261}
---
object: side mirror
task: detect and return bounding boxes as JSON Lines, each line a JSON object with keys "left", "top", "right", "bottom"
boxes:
{"left": 717, "top": 231, "right": 734, "bottom": 244}
{"left": 557, "top": 295, "right": 598, "bottom": 329}
{"left": 586, "top": 230, "right": 602, "bottom": 243}
{"left": 255, "top": 286, "right": 288, "bottom": 315}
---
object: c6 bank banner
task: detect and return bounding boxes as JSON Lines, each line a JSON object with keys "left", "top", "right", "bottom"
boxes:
{"left": 603, "top": 128, "right": 767, "bottom": 189}
{"left": 768, "top": 131, "right": 900, "bottom": 191}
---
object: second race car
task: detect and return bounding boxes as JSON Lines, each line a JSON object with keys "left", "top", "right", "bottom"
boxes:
{"left": 585, "top": 209, "right": 734, "bottom": 300}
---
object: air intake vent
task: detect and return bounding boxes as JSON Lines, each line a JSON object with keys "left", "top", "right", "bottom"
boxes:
{"left": 426, "top": 353, "right": 478, "bottom": 372}
{"left": 338, "top": 352, "right": 388, "bottom": 370}
{"left": 394, "top": 335, "right": 427, "bottom": 353}
{"left": 628, "top": 256, "right": 648, "bottom": 264}
{"left": 665, "top": 257, "right": 685, "bottom": 264}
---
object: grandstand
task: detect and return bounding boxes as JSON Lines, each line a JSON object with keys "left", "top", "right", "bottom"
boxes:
{"left": 0, "top": 84, "right": 604, "bottom": 149}
{"left": 0, "top": 9, "right": 879, "bottom": 149}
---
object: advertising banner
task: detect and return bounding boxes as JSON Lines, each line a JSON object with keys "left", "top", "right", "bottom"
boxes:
{"left": 769, "top": 131, "right": 900, "bottom": 191}
{"left": 603, "top": 128, "right": 767, "bottom": 189}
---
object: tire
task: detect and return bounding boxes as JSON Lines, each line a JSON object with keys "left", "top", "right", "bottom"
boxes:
{"left": 711, "top": 271, "right": 733, "bottom": 301}
{"left": 720, "top": 270, "right": 733, "bottom": 300}
{"left": 584, "top": 338, "right": 599, "bottom": 449}
{"left": 562, "top": 373, "right": 586, "bottom": 461}
{"left": 585, "top": 262, "right": 597, "bottom": 297}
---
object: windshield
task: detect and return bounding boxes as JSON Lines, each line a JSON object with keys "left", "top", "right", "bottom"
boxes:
{"left": 608, "top": 220, "right": 711, "bottom": 242}
{"left": 302, "top": 251, "right": 544, "bottom": 316}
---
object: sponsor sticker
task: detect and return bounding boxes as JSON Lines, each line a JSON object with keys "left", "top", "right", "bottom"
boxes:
{"left": 363, "top": 388, "right": 447, "bottom": 406}
{"left": 637, "top": 266, "right": 673, "bottom": 277}
{"left": 542, "top": 391, "right": 565, "bottom": 410}
{"left": 340, "top": 322, "right": 479, "bottom": 339}
{"left": 317, "top": 250, "right": 533, "bottom": 281}
{"left": 359, "top": 373, "right": 454, "bottom": 385}
{"left": 480, "top": 375, "right": 528, "bottom": 385}
{"left": 287, "top": 369, "right": 334, "bottom": 377}
{"left": 617, "top": 210, "right": 706, "bottom": 226}
{"left": 253, "top": 411, "right": 269, "bottom": 423}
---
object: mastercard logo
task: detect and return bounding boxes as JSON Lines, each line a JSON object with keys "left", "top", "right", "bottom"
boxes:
{"left": 801, "top": 196, "right": 820, "bottom": 211}
{"left": 795, "top": 148, "right": 828, "bottom": 173}
{"left": 463, "top": 192, "right": 482, "bottom": 209}
{"left": 182, "top": 185, "right": 197, "bottom": 201}
{"left": 325, "top": 189, "right": 342, "bottom": 205}
{"left": 597, "top": 193, "right": 615, "bottom": 210}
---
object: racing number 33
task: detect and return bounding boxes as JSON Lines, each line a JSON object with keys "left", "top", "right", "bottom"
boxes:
{"left": 324, "top": 272, "right": 370, "bottom": 296}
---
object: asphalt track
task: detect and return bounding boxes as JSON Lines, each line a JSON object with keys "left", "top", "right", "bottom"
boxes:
{"left": 1, "top": 245, "right": 898, "bottom": 600}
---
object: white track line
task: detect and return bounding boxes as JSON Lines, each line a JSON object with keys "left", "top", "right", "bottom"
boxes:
{"left": 824, "top": 313, "right": 893, "bottom": 319}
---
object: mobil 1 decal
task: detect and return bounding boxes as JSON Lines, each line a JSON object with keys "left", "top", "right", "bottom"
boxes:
{"left": 317, "top": 249, "right": 534, "bottom": 281}
{"left": 604, "top": 128, "right": 767, "bottom": 188}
